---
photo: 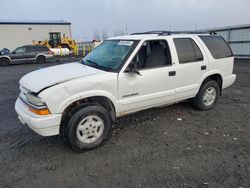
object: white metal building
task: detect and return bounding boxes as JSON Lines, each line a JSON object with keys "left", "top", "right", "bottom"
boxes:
{"left": 0, "top": 20, "right": 71, "bottom": 51}
{"left": 206, "top": 24, "right": 250, "bottom": 58}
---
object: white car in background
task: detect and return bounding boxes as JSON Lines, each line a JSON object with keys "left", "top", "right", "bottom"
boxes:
{"left": 15, "top": 31, "right": 236, "bottom": 152}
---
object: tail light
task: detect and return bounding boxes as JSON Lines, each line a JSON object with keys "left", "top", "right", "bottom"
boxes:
{"left": 48, "top": 50, "right": 54, "bottom": 55}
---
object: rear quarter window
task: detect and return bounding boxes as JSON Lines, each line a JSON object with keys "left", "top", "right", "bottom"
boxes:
{"left": 174, "top": 38, "right": 204, "bottom": 64}
{"left": 32, "top": 46, "right": 48, "bottom": 52}
{"left": 199, "top": 36, "right": 233, "bottom": 59}
{"left": 38, "top": 46, "right": 48, "bottom": 51}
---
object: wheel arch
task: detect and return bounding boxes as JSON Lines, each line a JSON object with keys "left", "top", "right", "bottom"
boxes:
{"left": 60, "top": 95, "right": 117, "bottom": 134}
{"left": 0, "top": 56, "right": 11, "bottom": 62}
{"left": 200, "top": 73, "right": 223, "bottom": 95}
{"left": 36, "top": 54, "right": 46, "bottom": 59}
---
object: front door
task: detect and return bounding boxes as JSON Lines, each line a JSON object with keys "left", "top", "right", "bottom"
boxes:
{"left": 118, "top": 40, "right": 176, "bottom": 114}
{"left": 11, "top": 47, "right": 27, "bottom": 63}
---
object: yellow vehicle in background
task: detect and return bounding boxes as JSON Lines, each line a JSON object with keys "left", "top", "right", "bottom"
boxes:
{"left": 33, "top": 32, "right": 78, "bottom": 56}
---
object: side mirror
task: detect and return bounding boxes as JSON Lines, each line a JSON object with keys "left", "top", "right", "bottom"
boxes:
{"left": 125, "top": 61, "right": 142, "bottom": 76}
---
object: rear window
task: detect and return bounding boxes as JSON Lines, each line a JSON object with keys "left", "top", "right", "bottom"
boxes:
{"left": 174, "top": 38, "right": 203, "bottom": 63}
{"left": 199, "top": 36, "right": 233, "bottom": 59}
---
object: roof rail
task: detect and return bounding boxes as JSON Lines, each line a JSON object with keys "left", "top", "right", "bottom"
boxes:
{"left": 130, "top": 31, "right": 217, "bottom": 36}
{"left": 131, "top": 31, "right": 171, "bottom": 35}
{"left": 209, "top": 32, "right": 217, "bottom": 35}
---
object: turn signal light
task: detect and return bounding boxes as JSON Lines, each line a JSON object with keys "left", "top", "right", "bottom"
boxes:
{"left": 28, "top": 106, "right": 51, "bottom": 115}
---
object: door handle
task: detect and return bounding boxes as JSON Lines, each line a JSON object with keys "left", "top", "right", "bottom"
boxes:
{"left": 169, "top": 71, "right": 176, "bottom": 76}
{"left": 201, "top": 65, "right": 207, "bottom": 70}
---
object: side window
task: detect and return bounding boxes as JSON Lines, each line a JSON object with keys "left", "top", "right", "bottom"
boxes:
{"left": 192, "top": 40, "right": 203, "bottom": 61}
{"left": 14, "top": 47, "right": 26, "bottom": 54}
{"left": 199, "top": 36, "right": 233, "bottom": 59}
{"left": 31, "top": 46, "right": 45, "bottom": 52}
{"left": 27, "top": 47, "right": 34, "bottom": 53}
{"left": 37, "top": 47, "right": 43, "bottom": 52}
{"left": 174, "top": 38, "right": 203, "bottom": 64}
{"left": 39, "top": 46, "right": 48, "bottom": 52}
{"left": 131, "top": 40, "right": 172, "bottom": 69}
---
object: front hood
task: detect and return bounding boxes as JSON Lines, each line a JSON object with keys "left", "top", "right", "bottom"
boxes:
{"left": 20, "top": 62, "right": 103, "bottom": 93}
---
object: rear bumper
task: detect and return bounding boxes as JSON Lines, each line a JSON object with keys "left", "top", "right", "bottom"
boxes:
{"left": 45, "top": 54, "right": 55, "bottom": 61}
{"left": 15, "top": 98, "right": 61, "bottom": 136}
{"left": 222, "top": 74, "right": 236, "bottom": 89}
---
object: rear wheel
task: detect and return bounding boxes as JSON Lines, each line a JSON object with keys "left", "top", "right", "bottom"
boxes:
{"left": 64, "top": 105, "right": 112, "bottom": 152}
{"left": 193, "top": 80, "right": 219, "bottom": 111}
{"left": 36, "top": 55, "right": 46, "bottom": 64}
{"left": 0, "top": 58, "right": 10, "bottom": 66}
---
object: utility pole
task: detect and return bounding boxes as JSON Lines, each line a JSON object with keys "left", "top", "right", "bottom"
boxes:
{"left": 195, "top": 23, "right": 198, "bottom": 31}
{"left": 125, "top": 24, "right": 128, "bottom": 35}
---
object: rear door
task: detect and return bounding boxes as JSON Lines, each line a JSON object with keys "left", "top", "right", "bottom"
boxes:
{"left": 26, "top": 47, "right": 37, "bottom": 61}
{"left": 173, "top": 37, "right": 208, "bottom": 100}
{"left": 199, "top": 35, "right": 234, "bottom": 78}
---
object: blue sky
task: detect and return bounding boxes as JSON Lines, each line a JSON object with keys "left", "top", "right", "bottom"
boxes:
{"left": 1, "top": 0, "right": 250, "bottom": 41}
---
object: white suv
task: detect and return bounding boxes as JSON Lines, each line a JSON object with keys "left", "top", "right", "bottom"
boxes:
{"left": 15, "top": 31, "right": 236, "bottom": 151}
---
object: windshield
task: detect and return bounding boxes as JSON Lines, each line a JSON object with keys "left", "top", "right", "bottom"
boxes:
{"left": 82, "top": 40, "right": 137, "bottom": 72}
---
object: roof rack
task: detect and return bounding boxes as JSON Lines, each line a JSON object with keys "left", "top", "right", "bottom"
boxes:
{"left": 131, "top": 31, "right": 171, "bottom": 35}
{"left": 130, "top": 31, "right": 217, "bottom": 36}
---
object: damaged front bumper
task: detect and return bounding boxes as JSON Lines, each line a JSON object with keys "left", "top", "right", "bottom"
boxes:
{"left": 15, "top": 98, "right": 61, "bottom": 136}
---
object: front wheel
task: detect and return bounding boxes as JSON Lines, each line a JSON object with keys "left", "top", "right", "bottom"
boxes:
{"left": 0, "top": 58, "right": 10, "bottom": 66}
{"left": 64, "top": 105, "right": 112, "bottom": 152}
{"left": 193, "top": 80, "right": 219, "bottom": 111}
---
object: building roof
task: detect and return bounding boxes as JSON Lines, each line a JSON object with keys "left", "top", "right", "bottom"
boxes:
{"left": 0, "top": 20, "right": 71, "bottom": 25}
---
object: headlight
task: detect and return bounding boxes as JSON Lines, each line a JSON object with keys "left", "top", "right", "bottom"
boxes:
{"left": 25, "top": 93, "right": 51, "bottom": 115}
{"left": 26, "top": 93, "right": 46, "bottom": 107}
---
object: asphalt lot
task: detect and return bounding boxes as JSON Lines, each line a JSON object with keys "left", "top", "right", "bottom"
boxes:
{"left": 0, "top": 59, "right": 250, "bottom": 188}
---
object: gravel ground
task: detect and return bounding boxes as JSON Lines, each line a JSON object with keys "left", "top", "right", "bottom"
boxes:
{"left": 0, "top": 59, "right": 250, "bottom": 188}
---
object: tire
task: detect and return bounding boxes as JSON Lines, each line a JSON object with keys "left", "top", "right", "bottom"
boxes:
{"left": 0, "top": 58, "right": 10, "bottom": 67}
{"left": 64, "top": 105, "right": 112, "bottom": 152}
{"left": 61, "top": 44, "right": 70, "bottom": 50}
{"left": 193, "top": 80, "right": 219, "bottom": 111}
{"left": 36, "top": 55, "right": 46, "bottom": 64}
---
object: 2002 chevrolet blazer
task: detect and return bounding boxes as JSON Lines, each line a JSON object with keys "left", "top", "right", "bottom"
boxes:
{"left": 15, "top": 31, "right": 236, "bottom": 152}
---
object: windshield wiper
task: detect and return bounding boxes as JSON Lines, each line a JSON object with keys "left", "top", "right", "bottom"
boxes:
{"left": 84, "top": 59, "right": 110, "bottom": 71}
{"left": 82, "top": 59, "right": 114, "bottom": 72}
{"left": 86, "top": 59, "right": 100, "bottom": 68}
{"left": 81, "top": 59, "right": 98, "bottom": 68}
